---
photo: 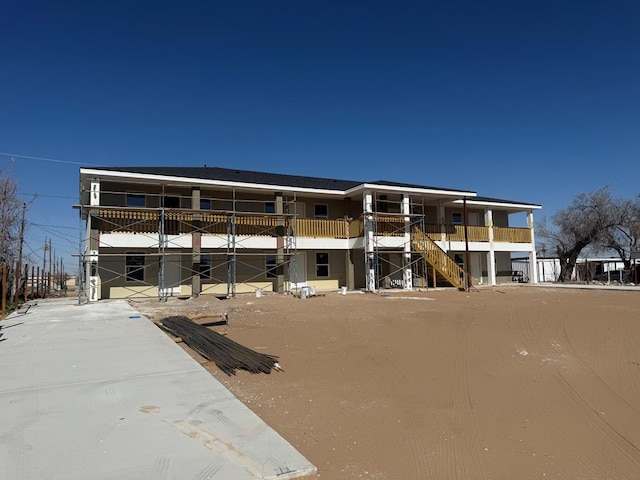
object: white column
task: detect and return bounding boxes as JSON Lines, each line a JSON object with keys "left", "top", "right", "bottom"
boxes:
{"left": 486, "top": 208, "right": 496, "bottom": 285}
{"left": 363, "top": 191, "right": 376, "bottom": 292}
{"left": 438, "top": 202, "right": 446, "bottom": 244}
{"left": 402, "top": 194, "right": 412, "bottom": 290}
{"left": 90, "top": 179, "right": 100, "bottom": 206}
{"left": 528, "top": 210, "right": 538, "bottom": 284}
{"left": 88, "top": 178, "right": 101, "bottom": 301}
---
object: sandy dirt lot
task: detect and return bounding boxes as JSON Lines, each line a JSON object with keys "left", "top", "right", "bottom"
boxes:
{"left": 132, "top": 286, "right": 640, "bottom": 479}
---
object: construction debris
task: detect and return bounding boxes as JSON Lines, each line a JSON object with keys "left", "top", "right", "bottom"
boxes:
{"left": 157, "top": 315, "right": 281, "bottom": 376}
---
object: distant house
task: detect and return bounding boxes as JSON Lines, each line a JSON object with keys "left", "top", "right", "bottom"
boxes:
{"left": 512, "top": 256, "right": 633, "bottom": 283}
{"left": 78, "top": 166, "right": 541, "bottom": 300}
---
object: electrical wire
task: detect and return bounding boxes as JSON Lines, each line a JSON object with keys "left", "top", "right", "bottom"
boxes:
{"left": 0, "top": 152, "right": 103, "bottom": 166}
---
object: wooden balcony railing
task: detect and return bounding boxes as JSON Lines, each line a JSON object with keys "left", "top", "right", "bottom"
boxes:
{"left": 349, "top": 218, "right": 364, "bottom": 238}
{"left": 424, "top": 223, "right": 530, "bottom": 243}
{"left": 374, "top": 216, "right": 406, "bottom": 236}
{"left": 97, "top": 209, "right": 158, "bottom": 234}
{"left": 293, "top": 218, "right": 349, "bottom": 238}
{"left": 493, "top": 226, "right": 531, "bottom": 243}
{"left": 94, "top": 209, "right": 532, "bottom": 244}
{"left": 444, "top": 225, "right": 490, "bottom": 242}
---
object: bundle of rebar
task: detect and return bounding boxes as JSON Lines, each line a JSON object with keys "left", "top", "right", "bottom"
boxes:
{"left": 158, "top": 315, "right": 280, "bottom": 376}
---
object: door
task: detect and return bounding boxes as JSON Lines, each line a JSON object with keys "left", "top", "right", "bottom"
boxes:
{"left": 287, "top": 252, "right": 307, "bottom": 291}
{"left": 291, "top": 202, "right": 305, "bottom": 218}
{"left": 160, "top": 254, "right": 182, "bottom": 296}
{"left": 470, "top": 252, "right": 483, "bottom": 285}
{"left": 469, "top": 212, "right": 481, "bottom": 226}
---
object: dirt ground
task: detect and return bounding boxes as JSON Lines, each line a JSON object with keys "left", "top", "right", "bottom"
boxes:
{"left": 132, "top": 286, "right": 640, "bottom": 480}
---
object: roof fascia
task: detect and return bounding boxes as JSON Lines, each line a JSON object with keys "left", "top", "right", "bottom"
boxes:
{"left": 452, "top": 199, "right": 542, "bottom": 210}
{"left": 80, "top": 168, "right": 346, "bottom": 196}
{"left": 345, "top": 182, "right": 477, "bottom": 198}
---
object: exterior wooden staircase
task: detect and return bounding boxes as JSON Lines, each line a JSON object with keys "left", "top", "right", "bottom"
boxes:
{"left": 412, "top": 227, "right": 467, "bottom": 290}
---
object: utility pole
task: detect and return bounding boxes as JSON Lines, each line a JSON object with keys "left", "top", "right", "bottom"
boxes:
{"left": 42, "top": 237, "right": 47, "bottom": 298}
{"left": 48, "top": 238, "right": 52, "bottom": 292}
{"left": 23, "top": 263, "right": 28, "bottom": 303}
{"left": 14, "top": 203, "right": 26, "bottom": 309}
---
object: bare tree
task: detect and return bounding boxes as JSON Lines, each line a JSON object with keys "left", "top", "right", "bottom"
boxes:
{"left": 596, "top": 197, "right": 640, "bottom": 269}
{"left": 0, "top": 164, "right": 22, "bottom": 267}
{"left": 538, "top": 188, "right": 618, "bottom": 282}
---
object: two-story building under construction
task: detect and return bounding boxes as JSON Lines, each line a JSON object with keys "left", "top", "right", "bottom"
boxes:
{"left": 78, "top": 166, "right": 541, "bottom": 300}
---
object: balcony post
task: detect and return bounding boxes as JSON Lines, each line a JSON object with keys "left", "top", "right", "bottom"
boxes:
{"left": 402, "top": 194, "right": 412, "bottom": 290}
{"left": 528, "top": 210, "right": 538, "bottom": 283}
{"left": 485, "top": 208, "right": 496, "bottom": 286}
{"left": 345, "top": 250, "right": 355, "bottom": 290}
{"left": 363, "top": 191, "right": 376, "bottom": 292}
{"left": 275, "top": 193, "right": 285, "bottom": 293}
{"left": 191, "top": 187, "right": 201, "bottom": 296}
{"left": 87, "top": 179, "right": 101, "bottom": 301}
{"left": 437, "top": 202, "right": 446, "bottom": 243}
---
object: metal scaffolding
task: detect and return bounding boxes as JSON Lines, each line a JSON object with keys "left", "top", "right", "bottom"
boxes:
{"left": 78, "top": 187, "right": 300, "bottom": 301}
{"left": 367, "top": 192, "right": 430, "bottom": 291}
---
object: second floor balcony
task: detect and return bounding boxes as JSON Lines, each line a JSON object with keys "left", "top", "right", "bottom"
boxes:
{"left": 92, "top": 209, "right": 532, "bottom": 244}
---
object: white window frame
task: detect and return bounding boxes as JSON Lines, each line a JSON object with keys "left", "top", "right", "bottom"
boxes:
{"left": 200, "top": 254, "right": 213, "bottom": 279}
{"left": 266, "top": 255, "right": 277, "bottom": 278}
{"left": 314, "top": 203, "right": 328, "bottom": 219}
{"left": 125, "top": 252, "right": 145, "bottom": 282}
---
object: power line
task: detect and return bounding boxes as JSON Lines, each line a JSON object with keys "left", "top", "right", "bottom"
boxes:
{"left": 30, "top": 223, "right": 78, "bottom": 248}
{"left": 19, "top": 192, "right": 77, "bottom": 199}
{"left": 31, "top": 223, "right": 81, "bottom": 230}
{"left": 0, "top": 152, "right": 103, "bottom": 166}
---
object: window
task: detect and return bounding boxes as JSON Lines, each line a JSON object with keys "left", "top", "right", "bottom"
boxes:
{"left": 200, "top": 198, "right": 212, "bottom": 210}
{"left": 199, "top": 254, "right": 212, "bottom": 279}
{"left": 376, "top": 194, "right": 388, "bottom": 213}
{"left": 126, "top": 194, "right": 145, "bottom": 207}
{"left": 265, "top": 202, "right": 275, "bottom": 214}
{"left": 164, "top": 196, "right": 180, "bottom": 208}
{"left": 316, "top": 252, "right": 329, "bottom": 277}
{"left": 314, "top": 204, "right": 328, "bottom": 219}
{"left": 126, "top": 253, "right": 145, "bottom": 282}
{"left": 266, "top": 255, "right": 277, "bottom": 278}
{"left": 452, "top": 212, "right": 463, "bottom": 225}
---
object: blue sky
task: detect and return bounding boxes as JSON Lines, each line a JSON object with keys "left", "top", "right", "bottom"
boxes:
{"left": 1, "top": 1, "right": 639, "bottom": 271}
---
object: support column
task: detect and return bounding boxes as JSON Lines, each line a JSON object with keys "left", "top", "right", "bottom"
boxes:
{"left": 438, "top": 202, "right": 446, "bottom": 243}
{"left": 402, "top": 194, "right": 412, "bottom": 290}
{"left": 345, "top": 250, "right": 355, "bottom": 290}
{"left": 486, "top": 208, "right": 496, "bottom": 286}
{"left": 275, "top": 193, "right": 285, "bottom": 293}
{"left": 528, "top": 210, "right": 538, "bottom": 284}
{"left": 191, "top": 187, "right": 201, "bottom": 297}
{"left": 363, "top": 191, "right": 376, "bottom": 292}
{"left": 88, "top": 179, "right": 101, "bottom": 301}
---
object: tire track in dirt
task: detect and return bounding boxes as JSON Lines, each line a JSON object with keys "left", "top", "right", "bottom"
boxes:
{"left": 507, "top": 312, "right": 616, "bottom": 478}
{"left": 609, "top": 321, "right": 640, "bottom": 410}
{"left": 362, "top": 350, "right": 434, "bottom": 480}
{"left": 556, "top": 319, "right": 640, "bottom": 464}
{"left": 361, "top": 309, "right": 486, "bottom": 480}
{"left": 431, "top": 310, "right": 485, "bottom": 480}
{"left": 508, "top": 311, "right": 640, "bottom": 479}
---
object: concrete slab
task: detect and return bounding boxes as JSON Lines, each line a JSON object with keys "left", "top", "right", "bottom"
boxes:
{"left": 0, "top": 298, "right": 316, "bottom": 480}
